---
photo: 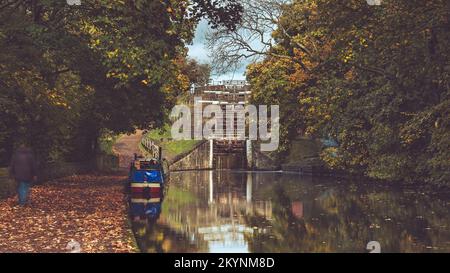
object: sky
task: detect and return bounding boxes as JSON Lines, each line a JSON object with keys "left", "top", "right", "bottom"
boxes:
{"left": 187, "top": 20, "right": 248, "bottom": 81}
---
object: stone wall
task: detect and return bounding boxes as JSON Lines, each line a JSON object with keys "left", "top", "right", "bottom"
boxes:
{"left": 0, "top": 168, "right": 15, "bottom": 199}
{"left": 0, "top": 153, "right": 120, "bottom": 199}
{"left": 169, "top": 141, "right": 211, "bottom": 171}
{"left": 253, "top": 149, "right": 280, "bottom": 171}
{"left": 96, "top": 154, "right": 121, "bottom": 172}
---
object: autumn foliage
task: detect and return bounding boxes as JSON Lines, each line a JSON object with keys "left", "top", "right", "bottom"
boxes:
{"left": 0, "top": 175, "right": 136, "bottom": 253}
{"left": 247, "top": 0, "right": 449, "bottom": 184}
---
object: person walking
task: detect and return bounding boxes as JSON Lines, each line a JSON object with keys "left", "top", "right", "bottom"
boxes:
{"left": 9, "top": 144, "right": 38, "bottom": 206}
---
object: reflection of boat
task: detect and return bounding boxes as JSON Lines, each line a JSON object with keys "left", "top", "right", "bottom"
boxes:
{"left": 130, "top": 194, "right": 162, "bottom": 222}
{"left": 128, "top": 155, "right": 165, "bottom": 222}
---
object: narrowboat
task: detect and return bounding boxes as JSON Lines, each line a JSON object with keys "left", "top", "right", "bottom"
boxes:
{"left": 128, "top": 156, "right": 165, "bottom": 221}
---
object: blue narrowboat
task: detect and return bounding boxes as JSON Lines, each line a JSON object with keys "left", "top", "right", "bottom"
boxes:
{"left": 128, "top": 156, "right": 165, "bottom": 221}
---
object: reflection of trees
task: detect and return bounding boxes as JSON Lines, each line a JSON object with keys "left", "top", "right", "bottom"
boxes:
{"left": 245, "top": 178, "right": 450, "bottom": 253}
{"left": 157, "top": 171, "right": 260, "bottom": 252}
{"left": 245, "top": 184, "right": 309, "bottom": 252}
{"left": 132, "top": 175, "right": 209, "bottom": 253}
{"left": 133, "top": 171, "right": 450, "bottom": 253}
{"left": 133, "top": 220, "right": 207, "bottom": 253}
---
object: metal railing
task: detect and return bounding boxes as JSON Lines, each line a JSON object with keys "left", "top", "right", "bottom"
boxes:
{"left": 192, "top": 80, "right": 251, "bottom": 95}
{"left": 141, "top": 135, "right": 162, "bottom": 160}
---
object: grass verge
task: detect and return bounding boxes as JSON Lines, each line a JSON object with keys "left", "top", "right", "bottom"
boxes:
{"left": 144, "top": 125, "right": 201, "bottom": 161}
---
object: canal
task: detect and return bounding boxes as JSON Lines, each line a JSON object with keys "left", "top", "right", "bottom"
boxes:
{"left": 130, "top": 171, "right": 450, "bottom": 253}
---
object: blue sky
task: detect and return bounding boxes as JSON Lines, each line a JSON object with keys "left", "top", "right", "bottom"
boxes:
{"left": 187, "top": 20, "right": 247, "bottom": 81}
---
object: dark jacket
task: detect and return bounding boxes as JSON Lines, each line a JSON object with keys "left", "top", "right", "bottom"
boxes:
{"left": 9, "top": 147, "right": 38, "bottom": 182}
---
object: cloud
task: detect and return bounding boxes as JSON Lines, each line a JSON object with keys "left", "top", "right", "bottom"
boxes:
{"left": 187, "top": 43, "right": 210, "bottom": 63}
{"left": 212, "top": 69, "right": 246, "bottom": 81}
{"left": 188, "top": 20, "right": 247, "bottom": 80}
{"left": 187, "top": 20, "right": 210, "bottom": 63}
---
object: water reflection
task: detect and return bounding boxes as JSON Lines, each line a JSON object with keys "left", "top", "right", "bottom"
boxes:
{"left": 129, "top": 191, "right": 162, "bottom": 222}
{"left": 131, "top": 171, "right": 450, "bottom": 253}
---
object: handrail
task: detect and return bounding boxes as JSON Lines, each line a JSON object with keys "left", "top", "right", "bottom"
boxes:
{"left": 140, "top": 133, "right": 172, "bottom": 178}
{"left": 140, "top": 134, "right": 162, "bottom": 160}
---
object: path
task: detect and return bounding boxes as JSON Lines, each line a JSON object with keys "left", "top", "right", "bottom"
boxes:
{"left": 0, "top": 131, "right": 146, "bottom": 253}
{"left": 113, "top": 130, "right": 144, "bottom": 168}
{"left": 0, "top": 175, "right": 137, "bottom": 253}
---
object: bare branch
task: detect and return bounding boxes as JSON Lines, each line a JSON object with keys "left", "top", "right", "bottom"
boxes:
{"left": 206, "top": 0, "right": 290, "bottom": 74}
{"left": 0, "top": 0, "right": 22, "bottom": 11}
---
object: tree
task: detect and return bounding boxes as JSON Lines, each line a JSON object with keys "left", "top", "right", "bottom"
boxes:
{"left": 246, "top": 0, "right": 450, "bottom": 185}
{"left": 180, "top": 58, "right": 212, "bottom": 86}
{"left": 206, "top": 0, "right": 291, "bottom": 74}
{"left": 0, "top": 0, "right": 242, "bottom": 164}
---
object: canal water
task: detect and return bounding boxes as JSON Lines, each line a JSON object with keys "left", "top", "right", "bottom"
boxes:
{"left": 130, "top": 171, "right": 450, "bottom": 253}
